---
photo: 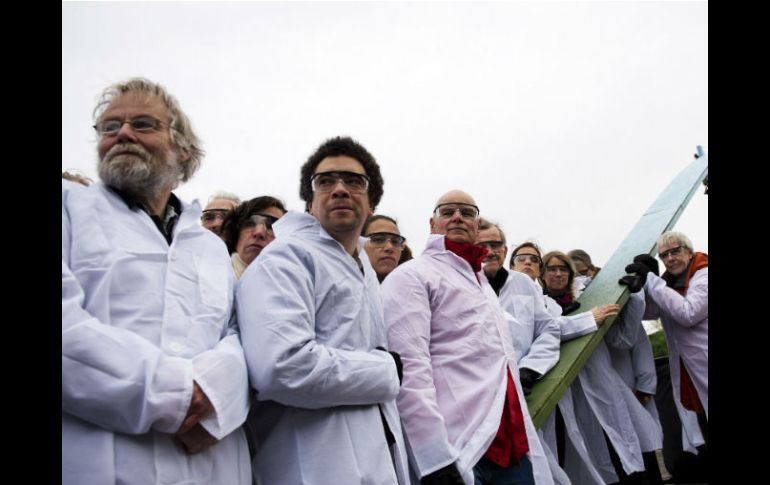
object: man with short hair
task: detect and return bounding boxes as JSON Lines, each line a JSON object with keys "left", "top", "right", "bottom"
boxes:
{"left": 201, "top": 191, "right": 241, "bottom": 236}
{"left": 476, "top": 218, "right": 560, "bottom": 396}
{"left": 62, "top": 78, "right": 251, "bottom": 485}
{"left": 382, "top": 190, "right": 552, "bottom": 485}
{"left": 237, "top": 136, "right": 410, "bottom": 485}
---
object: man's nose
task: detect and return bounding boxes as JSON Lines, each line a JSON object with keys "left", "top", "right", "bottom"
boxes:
{"left": 115, "top": 121, "right": 139, "bottom": 142}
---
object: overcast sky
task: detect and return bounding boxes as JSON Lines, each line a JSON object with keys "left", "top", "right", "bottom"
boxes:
{"left": 62, "top": 1, "right": 708, "bottom": 266}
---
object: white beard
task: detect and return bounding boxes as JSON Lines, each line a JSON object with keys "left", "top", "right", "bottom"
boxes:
{"left": 98, "top": 143, "right": 180, "bottom": 201}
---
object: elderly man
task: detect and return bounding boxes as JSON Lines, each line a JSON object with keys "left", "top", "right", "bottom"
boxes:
{"left": 476, "top": 218, "right": 560, "bottom": 396}
{"left": 621, "top": 231, "right": 708, "bottom": 434}
{"left": 236, "top": 136, "right": 410, "bottom": 485}
{"left": 201, "top": 191, "right": 241, "bottom": 236}
{"left": 62, "top": 78, "right": 251, "bottom": 484}
{"left": 382, "top": 190, "right": 552, "bottom": 485}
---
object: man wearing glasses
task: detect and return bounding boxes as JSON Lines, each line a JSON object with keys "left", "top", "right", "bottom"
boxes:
{"left": 62, "top": 78, "right": 251, "bottom": 484}
{"left": 476, "top": 218, "right": 560, "bottom": 397}
{"left": 201, "top": 191, "right": 241, "bottom": 237}
{"left": 236, "top": 136, "right": 410, "bottom": 485}
{"left": 621, "top": 231, "right": 708, "bottom": 443}
{"left": 382, "top": 190, "right": 552, "bottom": 485}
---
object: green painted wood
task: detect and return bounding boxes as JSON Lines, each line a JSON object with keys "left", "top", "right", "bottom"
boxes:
{"left": 526, "top": 148, "right": 708, "bottom": 428}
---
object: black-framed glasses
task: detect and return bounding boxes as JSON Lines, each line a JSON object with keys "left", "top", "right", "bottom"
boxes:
{"left": 366, "top": 232, "right": 405, "bottom": 249}
{"left": 434, "top": 203, "right": 480, "bottom": 220}
{"left": 545, "top": 265, "right": 570, "bottom": 274}
{"left": 658, "top": 246, "right": 684, "bottom": 260}
{"left": 310, "top": 171, "right": 370, "bottom": 194}
{"left": 201, "top": 208, "right": 229, "bottom": 223}
{"left": 93, "top": 115, "right": 175, "bottom": 136}
{"left": 477, "top": 240, "right": 504, "bottom": 250}
{"left": 242, "top": 214, "right": 279, "bottom": 234}
{"left": 513, "top": 254, "right": 542, "bottom": 265}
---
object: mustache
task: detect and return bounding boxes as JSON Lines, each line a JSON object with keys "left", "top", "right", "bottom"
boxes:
{"left": 103, "top": 143, "right": 151, "bottom": 163}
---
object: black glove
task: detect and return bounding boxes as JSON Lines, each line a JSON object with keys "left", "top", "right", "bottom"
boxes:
{"left": 377, "top": 347, "right": 403, "bottom": 384}
{"left": 633, "top": 253, "right": 660, "bottom": 277}
{"left": 618, "top": 262, "right": 650, "bottom": 293}
{"left": 421, "top": 463, "right": 464, "bottom": 485}
{"left": 519, "top": 368, "right": 541, "bottom": 396}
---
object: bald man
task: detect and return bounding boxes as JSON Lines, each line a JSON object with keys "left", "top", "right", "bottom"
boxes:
{"left": 381, "top": 190, "right": 553, "bottom": 485}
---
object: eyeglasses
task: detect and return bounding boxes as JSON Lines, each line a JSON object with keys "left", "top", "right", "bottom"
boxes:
{"left": 242, "top": 214, "right": 279, "bottom": 234}
{"left": 477, "top": 240, "right": 504, "bottom": 251}
{"left": 310, "top": 171, "right": 370, "bottom": 194}
{"left": 545, "top": 265, "right": 570, "bottom": 274}
{"left": 201, "top": 209, "right": 229, "bottom": 223}
{"left": 366, "top": 232, "right": 406, "bottom": 249}
{"left": 658, "top": 246, "right": 684, "bottom": 260}
{"left": 513, "top": 254, "right": 542, "bottom": 265}
{"left": 93, "top": 116, "right": 174, "bottom": 136}
{"left": 434, "top": 203, "right": 480, "bottom": 220}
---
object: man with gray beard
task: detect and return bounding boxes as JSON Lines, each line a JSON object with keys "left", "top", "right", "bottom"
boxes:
{"left": 62, "top": 78, "right": 251, "bottom": 485}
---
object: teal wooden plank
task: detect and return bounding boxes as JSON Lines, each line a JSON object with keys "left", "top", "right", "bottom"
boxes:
{"left": 526, "top": 149, "right": 708, "bottom": 428}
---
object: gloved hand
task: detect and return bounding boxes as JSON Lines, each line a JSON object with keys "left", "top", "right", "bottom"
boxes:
{"left": 519, "top": 368, "right": 541, "bottom": 396}
{"left": 421, "top": 463, "right": 464, "bottom": 485}
{"left": 377, "top": 346, "right": 403, "bottom": 384}
{"left": 633, "top": 253, "right": 660, "bottom": 277}
{"left": 618, "top": 262, "right": 650, "bottom": 293}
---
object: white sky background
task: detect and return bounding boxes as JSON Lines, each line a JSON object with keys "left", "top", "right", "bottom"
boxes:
{"left": 62, "top": 1, "right": 708, "bottom": 266}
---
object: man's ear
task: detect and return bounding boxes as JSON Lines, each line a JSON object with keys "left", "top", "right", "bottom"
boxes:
{"left": 429, "top": 216, "right": 436, "bottom": 233}
{"left": 177, "top": 146, "right": 191, "bottom": 163}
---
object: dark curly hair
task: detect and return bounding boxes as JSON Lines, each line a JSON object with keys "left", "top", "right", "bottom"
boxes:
{"left": 220, "top": 196, "right": 286, "bottom": 254}
{"left": 299, "top": 136, "right": 384, "bottom": 211}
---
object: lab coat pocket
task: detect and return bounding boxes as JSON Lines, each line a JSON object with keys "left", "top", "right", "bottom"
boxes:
{"left": 195, "top": 255, "right": 230, "bottom": 313}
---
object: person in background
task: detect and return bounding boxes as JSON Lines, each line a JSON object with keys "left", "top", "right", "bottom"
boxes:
{"left": 383, "top": 190, "right": 553, "bottom": 485}
{"left": 201, "top": 191, "right": 241, "bottom": 237}
{"left": 220, "top": 196, "right": 286, "bottom": 279}
{"left": 62, "top": 170, "right": 93, "bottom": 186}
{"left": 62, "top": 77, "right": 251, "bottom": 485}
{"left": 236, "top": 136, "right": 410, "bottom": 485}
{"left": 476, "top": 218, "right": 560, "bottom": 396}
{"left": 362, "top": 214, "right": 407, "bottom": 283}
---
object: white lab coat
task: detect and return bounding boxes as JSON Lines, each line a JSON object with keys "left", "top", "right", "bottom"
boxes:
{"left": 62, "top": 180, "right": 251, "bottom": 485}
{"left": 498, "top": 269, "right": 561, "bottom": 376}
{"left": 542, "top": 294, "right": 646, "bottom": 478}
{"left": 604, "top": 291, "right": 664, "bottom": 452}
{"left": 236, "top": 211, "right": 410, "bottom": 485}
{"left": 643, "top": 270, "right": 708, "bottom": 418}
{"left": 382, "top": 235, "right": 552, "bottom": 485}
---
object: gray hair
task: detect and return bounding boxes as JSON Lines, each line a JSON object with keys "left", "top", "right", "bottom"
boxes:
{"left": 478, "top": 217, "right": 507, "bottom": 245}
{"left": 93, "top": 77, "right": 204, "bottom": 183}
{"left": 657, "top": 231, "right": 694, "bottom": 253}
{"left": 208, "top": 191, "right": 241, "bottom": 205}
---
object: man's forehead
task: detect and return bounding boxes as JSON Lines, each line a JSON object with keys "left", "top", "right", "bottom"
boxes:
{"left": 477, "top": 226, "right": 501, "bottom": 240}
{"left": 435, "top": 190, "right": 477, "bottom": 207}
{"left": 102, "top": 91, "right": 168, "bottom": 117}
{"left": 205, "top": 199, "right": 237, "bottom": 211}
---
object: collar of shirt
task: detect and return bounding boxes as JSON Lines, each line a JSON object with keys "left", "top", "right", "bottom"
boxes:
{"left": 107, "top": 185, "right": 182, "bottom": 243}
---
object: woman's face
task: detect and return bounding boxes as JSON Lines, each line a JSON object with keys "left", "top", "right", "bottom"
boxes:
{"left": 235, "top": 206, "right": 284, "bottom": 265}
{"left": 543, "top": 256, "right": 570, "bottom": 294}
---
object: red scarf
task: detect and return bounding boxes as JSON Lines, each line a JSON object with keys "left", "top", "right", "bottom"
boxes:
{"left": 665, "top": 252, "right": 708, "bottom": 413}
{"left": 444, "top": 237, "right": 488, "bottom": 280}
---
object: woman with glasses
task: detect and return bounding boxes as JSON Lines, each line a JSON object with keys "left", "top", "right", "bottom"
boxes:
{"left": 362, "top": 215, "right": 408, "bottom": 283}
{"left": 220, "top": 196, "right": 286, "bottom": 279}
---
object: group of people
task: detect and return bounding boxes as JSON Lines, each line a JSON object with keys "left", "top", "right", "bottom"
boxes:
{"left": 62, "top": 77, "right": 708, "bottom": 485}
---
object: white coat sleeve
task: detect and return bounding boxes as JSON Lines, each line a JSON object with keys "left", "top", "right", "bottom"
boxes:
{"left": 557, "top": 311, "right": 598, "bottom": 341}
{"left": 382, "top": 269, "right": 458, "bottom": 477}
{"left": 605, "top": 291, "right": 646, "bottom": 350}
{"left": 630, "top": 329, "right": 657, "bottom": 395}
{"left": 193, "top": 310, "right": 250, "bottom": 439}
{"left": 61, "top": 187, "right": 192, "bottom": 435}
{"left": 237, "top": 250, "right": 400, "bottom": 409}
{"left": 518, "top": 284, "right": 561, "bottom": 376}
{"left": 644, "top": 270, "right": 708, "bottom": 327}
